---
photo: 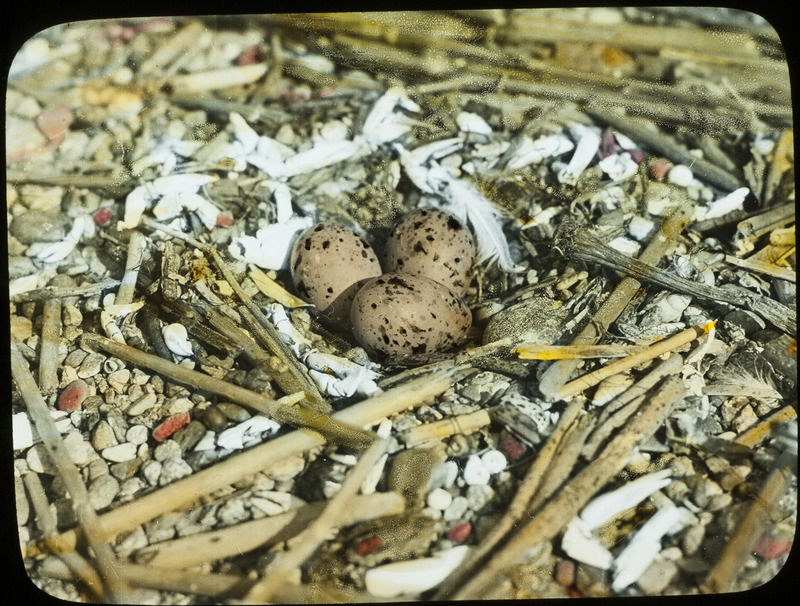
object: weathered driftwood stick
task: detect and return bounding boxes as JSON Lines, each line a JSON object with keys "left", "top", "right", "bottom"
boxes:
{"left": 244, "top": 439, "right": 392, "bottom": 602}
{"left": 22, "top": 364, "right": 472, "bottom": 559}
{"left": 701, "top": 464, "right": 793, "bottom": 593}
{"left": 80, "top": 332, "right": 373, "bottom": 451}
{"left": 514, "top": 341, "right": 647, "bottom": 360}
{"left": 450, "top": 375, "right": 688, "bottom": 600}
{"left": 735, "top": 405, "right": 797, "bottom": 449}
{"left": 135, "top": 491, "right": 405, "bottom": 570}
{"left": 9, "top": 279, "right": 122, "bottom": 303}
{"left": 22, "top": 471, "right": 105, "bottom": 602}
{"left": 724, "top": 254, "right": 796, "bottom": 282}
{"left": 399, "top": 408, "right": 492, "bottom": 447}
{"left": 114, "top": 230, "right": 148, "bottom": 307}
{"left": 559, "top": 220, "right": 797, "bottom": 335}
{"left": 538, "top": 207, "right": 689, "bottom": 401}
{"left": 38, "top": 296, "right": 62, "bottom": 395}
{"left": 11, "top": 343, "right": 131, "bottom": 601}
{"left": 555, "top": 322, "right": 713, "bottom": 400}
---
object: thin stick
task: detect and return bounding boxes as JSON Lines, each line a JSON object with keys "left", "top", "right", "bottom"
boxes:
{"left": 9, "top": 279, "right": 122, "bottom": 303}
{"left": 80, "top": 332, "right": 373, "bottom": 450}
{"left": 514, "top": 342, "right": 648, "bottom": 360}
{"left": 38, "top": 297, "right": 62, "bottom": 394}
{"left": 243, "top": 439, "right": 392, "bottom": 602}
{"left": 735, "top": 405, "right": 797, "bottom": 449}
{"left": 11, "top": 343, "right": 131, "bottom": 602}
{"left": 538, "top": 208, "right": 689, "bottom": 400}
{"left": 399, "top": 408, "right": 492, "bottom": 447}
{"left": 22, "top": 364, "right": 473, "bottom": 559}
{"left": 114, "top": 230, "right": 148, "bottom": 306}
{"left": 555, "top": 322, "right": 713, "bottom": 400}
{"left": 701, "top": 464, "right": 793, "bottom": 593}
{"left": 451, "top": 375, "right": 688, "bottom": 600}
{"left": 136, "top": 491, "right": 405, "bottom": 570}
{"left": 724, "top": 254, "right": 796, "bottom": 282}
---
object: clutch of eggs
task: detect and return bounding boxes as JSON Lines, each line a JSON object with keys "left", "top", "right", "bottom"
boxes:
{"left": 290, "top": 209, "right": 477, "bottom": 357}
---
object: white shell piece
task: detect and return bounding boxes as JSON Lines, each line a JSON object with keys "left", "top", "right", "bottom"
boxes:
{"left": 365, "top": 545, "right": 470, "bottom": 598}
{"left": 9, "top": 274, "right": 44, "bottom": 297}
{"left": 101, "top": 310, "right": 126, "bottom": 343}
{"left": 667, "top": 164, "right": 694, "bottom": 187}
{"left": 628, "top": 216, "right": 656, "bottom": 241}
{"left": 13, "top": 412, "right": 34, "bottom": 451}
{"left": 612, "top": 505, "right": 692, "bottom": 592}
{"left": 362, "top": 87, "right": 420, "bottom": 146}
{"left": 361, "top": 452, "right": 389, "bottom": 496}
{"left": 217, "top": 416, "right": 280, "bottom": 450}
{"left": 228, "top": 216, "right": 312, "bottom": 271}
{"left": 152, "top": 192, "right": 220, "bottom": 229}
{"left": 36, "top": 216, "right": 88, "bottom": 263}
{"left": 193, "top": 430, "right": 217, "bottom": 451}
{"left": 161, "top": 323, "right": 194, "bottom": 357}
{"left": 273, "top": 183, "right": 294, "bottom": 224}
{"left": 506, "top": 134, "right": 574, "bottom": 169}
{"left": 282, "top": 139, "right": 370, "bottom": 178}
{"left": 561, "top": 518, "right": 615, "bottom": 570}
{"left": 456, "top": 111, "right": 493, "bottom": 136}
{"left": 558, "top": 125, "right": 602, "bottom": 184}
{"left": 580, "top": 469, "right": 673, "bottom": 530}
{"left": 229, "top": 112, "right": 260, "bottom": 154}
{"left": 701, "top": 187, "right": 749, "bottom": 221}
{"left": 598, "top": 152, "right": 638, "bottom": 181}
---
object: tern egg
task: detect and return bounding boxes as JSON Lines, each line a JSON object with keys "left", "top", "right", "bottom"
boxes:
{"left": 290, "top": 223, "right": 382, "bottom": 328}
{"left": 351, "top": 272, "right": 472, "bottom": 357}
{"left": 384, "top": 209, "right": 476, "bottom": 297}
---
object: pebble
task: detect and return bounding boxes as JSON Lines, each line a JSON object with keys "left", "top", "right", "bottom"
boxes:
{"left": 480, "top": 449, "right": 507, "bottom": 474}
{"left": 216, "top": 496, "right": 250, "bottom": 525}
{"left": 86, "top": 458, "right": 110, "bottom": 482}
{"left": 153, "top": 413, "right": 191, "bottom": 442}
{"left": 154, "top": 440, "right": 182, "bottom": 462}
{"left": 63, "top": 430, "right": 95, "bottom": 466}
{"left": 126, "top": 424, "right": 149, "bottom": 445}
{"left": 127, "top": 393, "right": 157, "bottom": 416}
{"left": 217, "top": 402, "right": 251, "bottom": 422}
{"left": 428, "top": 460, "right": 459, "bottom": 490}
{"left": 637, "top": 557, "right": 679, "bottom": 595}
{"left": 667, "top": 164, "right": 694, "bottom": 187}
{"left": 107, "top": 369, "right": 131, "bottom": 392}
{"left": 101, "top": 442, "right": 137, "bottom": 463}
{"left": 9, "top": 210, "right": 70, "bottom": 244}
{"left": 77, "top": 352, "right": 106, "bottom": 378}
{"left": 15, "top": 473, "right": 30, "bottom": 526}
{"left": 142, "top": 460, "right": 163, "bottom": 486}
{"left": 681, "top": 523, "right": 705, "bottom": 556}
{"left": 249, "top": 496, "right": 285, "bottom": 517}
{"left": 61, "top": 304, "right": 83, "bottom": 327}
{"left": 427, "top": 487, "right": 453, "bottom": 511}
{"left": 200, "top": 407, "right": 229, "bottom": 430}
{"left": 448, "top": 521, "right": 472, "bottom": 544}
{"left": 167, "top": 397, "right": 194, "bottom": 415}
{"left": 443, "top": 496, "right": 469, "bottom": 522}
{"left": 173, "top": 420, "right": 208, "bottom": 452}
{"left": 88, "top": 474, "right": 120, "bottom": 510}
{"left": 27, "top": 444, "right": 56, "bottom": 474}
{"left": 91, "top": 420, "right": 118, "bottom": 451}
{"left": 466, "top": 484, "right": 494, "bottom": 512}
{"left": 158, "top": 457, "right": 193, "bottom": 486}
{"left": 117, "top": 477, "right": 145, "bottom": 503}
{"left": 13, "top": 413, "right": 34, "bottom": 450}
{"left": 110, "top": 458, "right": 142, "bottom": 481}
{"left": 462, "top": 455, "right": 490, "bottom": 486}
{"left": 56, "top": 379, "right": 88, "bottom": 411}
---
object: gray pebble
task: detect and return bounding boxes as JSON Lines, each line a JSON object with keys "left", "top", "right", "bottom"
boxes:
{"left": 681, "top": 523, "right": 705, "bottom": 556}
{"left": 159, "top": 457, "right": 193, "bottom": 486}
{"left": 216, "top": 497, "right": 250, "bottom": 525}
{"left": 109, "top": 457, "right": 142, "bottom": 481}
{"left": 443, "top": 496, "right": 469, "bottom": 522}
{"left": 117, "top": 477, "right": 146, "bottom": 502}
{"left": 126, "top": 424, "right": 149, "bottom": 446}
{"left": 9, "top": 256, "right": 36, "bottom": 279}
{"left": 466, "top": 484, "right": 495, "bottom": 512}
{"left": 88, "top": 474, "right": 120, "bottom": 510}
{"left": 154, "top": 440, "right": 182, "bottom": 462}
{"left": 200, "top": 407, "right": 228, "bottom": 430}
{"left": 9, "top": 210, "right": 70, "bottom": 244}
{"left": 77, "top": 352, "right": 106, "bottom": 379}
{"left": 91, "top": 420, "right": 118, "bottom": 451}
{"left": 63, "top": 431, "right": 95, "bottom": 466}
{"left": 217, "top": 402, "right": 251, "bottom": 423}
{"left": 101, "top": 442, "right": 137, "bottom": 463}
{"left": 173, "top": 420, "right": 207, "bottom": 452}
{"left": 637, "top": 557, "right": 679, "bottom": 595}
{"left": 106, "top": 411, "right": 129, "bottom": 442}
{"left": 142, "top": 460, "right": 163, "bottom": 486}
{"left": 127, "top": 393, "right": 157, "bottom": 416}
{"left": 86, "top": 458, "right": 110, "bottom": 482}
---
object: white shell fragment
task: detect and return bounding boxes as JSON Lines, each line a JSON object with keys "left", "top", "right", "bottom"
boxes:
{"left": 152, "top": 192, "right": 221, "bottom": 229}
{"left": 216, "top": 416, "right": 280, "bottom": 451}
{"left": 506, "top": 134, "right": 574, "bottom": 169}
{"left": 13, "top": 412, "right": 34, "bottom": 451}
{"left": 599, "top": 152, "right": 638, "bottom": 181}
{"left": 612, "top": 505, "right": 693, "bottom": 592}
{"left": 362, "top": 87, "right": 421, "bottom": 146}
{"left": 35, "top": 216, "right": 89, "bottom": 263}
{"left": 456, "top": 111, "right": 493, "bottom": 136}
{"left": 580, "top": 469, "right": 673, "bottom": 529}
{"left": 228, "top": 216, "right": 312, "bottom": 271}
{"left": 698, "top": 187, "right": 749, "bottom": 221}
{"left": 558, "top": 124, "right": 602, "bottom": 184}
{"left": 365, "top": 545, "right": 469, "bottom": 598}
{"left": 121, "top": 173, "right": 217, "bottom": 230}
{"left": 161, "top": 323, "right": 194, "bottom": 357}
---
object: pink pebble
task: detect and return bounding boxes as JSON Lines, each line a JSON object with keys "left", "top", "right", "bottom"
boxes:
{"left": 152, "top": 413, "right": 191, "bottom": 442}
{"left": 448, "top": 522, "right": 472, "bottom": 544}
{"left": 94, "top": 207, "right": 113, "bottom": 226}
{"left": 753, "top": 532, "right": 792, "bottom": 561}
{"left": 57, "top": 379, "right": 89, "bottom": 411}
{"left": 499, "top": 433, "right": 525, "bottom": 462}
{"left": 356, "top": 536, "right": 382, "bottom": 556}
{"left": 648, "top": 158, "right": 673, "bottom": 180}
{"left": 216, "top": 214, "right": 234, "bottom": 227}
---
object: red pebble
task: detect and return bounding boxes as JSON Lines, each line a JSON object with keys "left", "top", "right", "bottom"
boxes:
{"left": 94, "top": 207, "right": 113, "bottom": 226}
{"left": 448, "top": 522, "right": 472, "bottom": 544}
{"left": 35, "top": 105, "right": 71, "bottom": 144}
{"left": 216, "top": 214, "right": 234, "bottom": 227}
{"left": 235, "top": 44, "right": 267, "bottom": 66}
{"left": 499, "top": 433, "right": 525, "bottom": 462}
{"left": 56, "top": 379, "right": 89, "bottom": 411}
{"left": 648, "top": 158, "right": 673, "bottom": 180}
{"left": 753, "top": 532, "right": 792, "bottom": 561}
{"left": 554, "top": 560, "right": 576, "bottom": 587}
{"left": 356, "top": 536, "right": 382, "bottom": 556}
{"left": 152, "top": 413, "right": 191, "bottom": 442}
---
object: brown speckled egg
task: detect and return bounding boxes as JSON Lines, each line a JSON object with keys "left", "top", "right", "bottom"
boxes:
{"left": 351, "top": 272, "right": 472, "bottom": 357}
{"left": 384, "top": 209, "right": 476, "bottom": 297}
{"left": 291, "top": 223, "right": 382, "bottom": 328}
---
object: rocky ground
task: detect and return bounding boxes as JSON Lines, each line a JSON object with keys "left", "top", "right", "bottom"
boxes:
{"left": 7, "top": 7, "right": 796, "bottom": 603}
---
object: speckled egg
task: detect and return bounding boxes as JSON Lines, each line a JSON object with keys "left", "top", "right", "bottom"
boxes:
{"left": 291, "top": 223, "right": 382, "bottom": 327}
{"left": 384, "top": 209, "right": 476, "bottom": 297}
{"left": 351, "top": 272, "right": 472, "bottom": 357}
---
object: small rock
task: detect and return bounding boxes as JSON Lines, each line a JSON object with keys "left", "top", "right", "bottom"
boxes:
{"left": 127, "top": 393, "right": 157, "bottom": 416}
{"left": 117, "top": 477, "right": 146, "bottom": 502}
{"left": 61, "top": 304, "right": 82, "bottom": 327}
{"left": 9, "top": 210, "right": 69, "bottom": 244}
{"left": 13, "top": 412, "right": 34, "bottom": 451}
{"left": 428, "top": 460, "right": 459, "bottom": 490}
{"left": 173, "top": 420, "right": 208, "bottom": 452}
{"left": 107, "top": 369, "right": 131, "bottom": 392}
{"left": 448, "top": 521, "right": 472, "bottom": 543}
{"left": 57, "top": 379, "right": 89, "bottom": 412}
{"left": 427, "top": 487, "right": 453, "bottom": 511}
{"left": 265, "top": 453, "right": 306, "bottom": 480}
{"left": 443, "top": 496, "right": 469, "bottom": 522}
{"left": 142, "top": 460, "right": 163, "bottom": 486}
{"left": 153, "top": 413, "right": 191, "bottom": 442}
{"left": 86, "top": 458, "right": 110, "bottom": 482}
{"left": 466, "top": 484, "right": 494, "bottom": 512}
{"left": 88, "top": 474, "right": 120, "bottom": 510}
{"left": 480, "top": 449, "right": 507, "bottom": 474}
{"left": 681, "top": 524, "right": 705, "bottom": 556}
{"left": 91, "top": 420, "right": 118, "bottom": 451}
{"left": 126, "top": 424, "right": 149, "bottom": 446}
{"left": 217, "top": 402, "right": 251, "bottom": 422}
{"left": 101, "top": 442, "right": 137, "bottom": 463}
{"left": 463, "top": 455, "right": 490, "bottom": 486}
{"left": 159, "top": 457, "right": 193, "bottom": 486}
{"left": 216, "top": 496, "right": 250, "bottom": 525}
{"left": 732, "top": 405, "right": 758, "bottom": 433}
{"left": 154, "top": 440, "right": 182, "bottom": 462}
{"left": 63, "top": 430, "right": 94, "bottom": 466}
{"left": 10, "top": 315, "right": 33, "bottom": 341}
{"left": 167, "top": 397, "right": 194, "bottom": 415}
{"left": 637, "top": 557, "right": 679, "bottom": 595}
{"left": 77, "top": 352, "right": 106, "bottom": 378}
